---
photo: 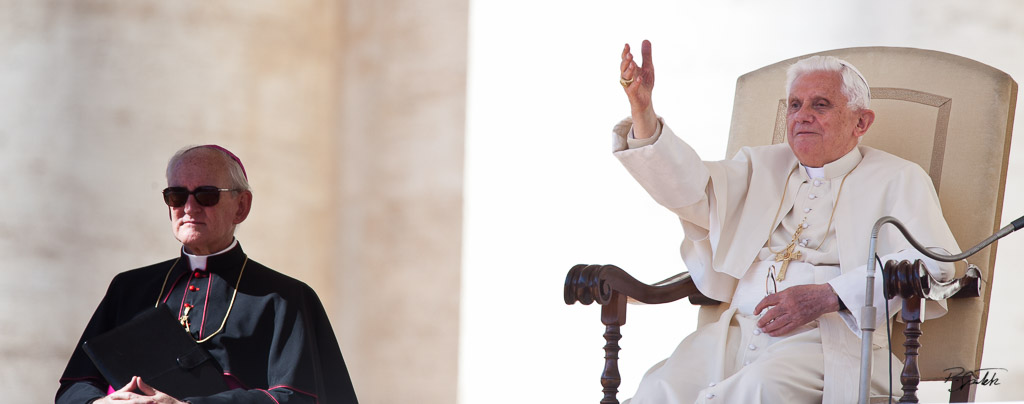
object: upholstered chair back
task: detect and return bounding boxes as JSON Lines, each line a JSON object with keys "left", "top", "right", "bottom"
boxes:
{"left": 714, "top": 46, "right": 1017, "bottom": 381}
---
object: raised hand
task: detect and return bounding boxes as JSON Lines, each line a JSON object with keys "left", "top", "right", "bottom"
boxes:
{"left": 620, "top": 39, "right": 658, "bottom": 139}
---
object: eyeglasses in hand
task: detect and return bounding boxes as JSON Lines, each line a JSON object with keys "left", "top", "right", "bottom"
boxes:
{"left": 766, "top": 265, "right": 778, "bottom": 297}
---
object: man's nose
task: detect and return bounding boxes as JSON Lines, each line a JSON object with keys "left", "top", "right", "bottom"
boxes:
{"left": 183, "top": 194, "right": 203, "bottom": 214}
{"left": 792, "top": 104, "right": 814, "bottom": 123}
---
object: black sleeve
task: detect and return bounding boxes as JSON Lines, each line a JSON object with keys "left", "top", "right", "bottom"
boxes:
{"left": 305, "top": 286, "right": 358, "bottom": 404}
{"left": 55, "top": 379, "right": 105, "bottom": 404}
{"left": 56, "top": 276, "right": 124, "bottom": 404}
{"left": 187, "top": 284, "right": 356, "bottom": 404}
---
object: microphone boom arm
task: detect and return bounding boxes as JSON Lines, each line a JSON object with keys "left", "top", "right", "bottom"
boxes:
{"left": 858, "top": 214, "right": 1023, "bottom": 404}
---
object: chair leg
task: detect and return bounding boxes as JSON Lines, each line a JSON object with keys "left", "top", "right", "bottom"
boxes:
{"left": 948, "top": 375, "right": 976, "bottom": 403}
{"left": 899, "top": 297, "right": 922, "bottom": 403}
{"left": 601, "top": 323, "right": 622, "bottom": 404}
{"left": 600, "top": 292, "right": 627, "bottom": 404}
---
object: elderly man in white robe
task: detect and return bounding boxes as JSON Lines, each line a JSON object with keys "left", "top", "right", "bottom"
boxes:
{"left": 614, "top": 40, "right": 960, "bottom": 403}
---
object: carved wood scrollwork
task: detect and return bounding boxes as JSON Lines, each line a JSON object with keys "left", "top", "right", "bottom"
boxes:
{"left": 882, "top": 259, "right": 982, "bottom": 403}
{"left": 565, "top": 265, "right": 708, "bottom": 403}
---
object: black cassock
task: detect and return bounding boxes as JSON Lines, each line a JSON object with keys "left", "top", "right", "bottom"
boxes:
{"left": 56, "top": 243, "right": 358, "bottom": 404}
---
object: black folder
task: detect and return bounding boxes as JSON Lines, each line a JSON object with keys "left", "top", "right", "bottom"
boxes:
{"left": 82, "top": 305, "right": 228, "bottom": 399}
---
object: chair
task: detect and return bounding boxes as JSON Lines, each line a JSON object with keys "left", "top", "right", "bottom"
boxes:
{"left": 565, "top": 47, "right": 1017, "bottom": 403}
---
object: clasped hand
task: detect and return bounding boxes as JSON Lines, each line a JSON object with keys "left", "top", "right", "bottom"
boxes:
{"left": 754, "top": 283, "right": 841, "bottom": 337}
{"left": 93, "top": 376, "right": 185, "bottom": 404}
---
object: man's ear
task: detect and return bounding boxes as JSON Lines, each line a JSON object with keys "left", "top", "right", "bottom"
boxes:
{"left": 234, "top": 191, "right": 252, "bottom": 224}
{"left": 854, "top": 108, "right": 875, "bottom": 138}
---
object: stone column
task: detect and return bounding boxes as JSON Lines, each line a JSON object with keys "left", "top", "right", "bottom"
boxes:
{"left": 0, "top": 1, "right": 466, "bottom": 403}
{"left": 333, "top": 1, "right": 466, "bottom": 402}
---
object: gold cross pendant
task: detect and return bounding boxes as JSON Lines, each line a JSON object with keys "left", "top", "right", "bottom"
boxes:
{"left": 179, "top": 305, "right": 192, "bottom": 333}
{"left": 774, "top": 223, "right": 805, "bottom": 281}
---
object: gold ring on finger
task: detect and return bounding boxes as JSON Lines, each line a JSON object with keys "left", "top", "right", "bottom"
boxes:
{"left": 620, "top": 77, "right": 634, "bottom": 88}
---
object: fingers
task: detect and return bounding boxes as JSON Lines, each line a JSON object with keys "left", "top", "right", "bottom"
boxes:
{"left": 620, "top": 43, "right": 633, "bottom": 76}
{"left": 620, "top": 53, "right": 636, "bottom": 80}
{"left": 103, "top": 391, "right": 138, "bottom": 401}
{"left": 762, "top": 314, "right": 794, "bottom": 336}
{"left": 136, "top": 378, "right": 181, "bottom": 403}
{"left": 754, "top": 293, "right": 790, "bottom": 334}
{"left": 115, "top": 377, "right": 135, "bottom": 393}
{"left": 136, "top": 377, "right": 155, "bottom": 395}
{"left": 756, "top": 306, "right": 777, "bottom": 329}
{"left": 113, "top": 376, "right": 140, "bottom": 395}
{"left": 102, "top": 377, "right": 167, "bottom": 403}
{"left": 753, "top": 293, "right": 777, "bottom": 315}
{"left": 623, "top": 61, "right": 638, "bottom": 81}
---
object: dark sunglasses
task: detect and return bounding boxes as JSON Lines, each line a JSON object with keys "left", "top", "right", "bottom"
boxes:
{"left": 162, "top": 186, "right": 237, "bottom": 207}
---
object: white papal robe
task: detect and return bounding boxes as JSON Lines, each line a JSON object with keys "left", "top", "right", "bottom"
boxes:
{"left": 612, "top": 118, "right": 960, "bottom": 404}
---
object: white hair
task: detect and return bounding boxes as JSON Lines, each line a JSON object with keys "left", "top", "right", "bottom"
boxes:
{"left": 166, "top": 145, "right": 251, "bottom": 191}
{"left": 786, "top": 55, "right": 871, "bottom": 110}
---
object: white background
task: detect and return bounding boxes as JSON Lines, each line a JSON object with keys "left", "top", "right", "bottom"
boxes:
{"left": 460, "top": 1, "right": 1024, "bottom": 403}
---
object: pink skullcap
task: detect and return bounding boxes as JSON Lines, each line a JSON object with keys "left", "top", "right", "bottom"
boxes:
{"left": 200, "top": 144, "right": 247, "bottom": 180}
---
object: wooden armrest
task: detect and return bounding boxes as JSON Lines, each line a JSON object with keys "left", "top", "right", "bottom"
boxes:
{"left": 882, "top": 259, "right": 982, "bottom": 301}
{"left": 949, "top": 263, "right": 982, "bottom": 299}
{"left": 564, "top": 264, "right": 717, "bottom": 404}
{"left": 564, "top": 264, "right": 717, "bottom": 306}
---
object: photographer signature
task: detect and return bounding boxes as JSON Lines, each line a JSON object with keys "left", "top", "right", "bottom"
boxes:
{"left": 944, "top": 367, "right": 1007, "bottom": 392}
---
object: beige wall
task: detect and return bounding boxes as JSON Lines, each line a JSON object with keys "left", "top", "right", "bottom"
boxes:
{"left": 334, "top": 0, "right": 466, "bottom": 401}
{"left": 0, "top": 1, "right": 466, "bottom": 403}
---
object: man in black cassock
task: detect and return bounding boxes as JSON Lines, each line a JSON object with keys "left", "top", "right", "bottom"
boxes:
{"left": 56, "top": 145, "right": 358, "bottom": 404}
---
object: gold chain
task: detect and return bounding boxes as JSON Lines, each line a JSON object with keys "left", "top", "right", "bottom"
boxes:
{"left": 154, "top": 256, "right": 249, "bottom": 343}
{"left": 766, "top": 161, "right": 858, "bottom": 253}
{"left": 154, "top": 257, "right": 182, "bottom": 307}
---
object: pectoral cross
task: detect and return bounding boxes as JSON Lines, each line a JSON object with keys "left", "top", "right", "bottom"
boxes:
{"left": 774, "top": 222, "right": 805, "bottom": 281}
{"left": 179, "top": 305, "right": 192, "bottom": 333}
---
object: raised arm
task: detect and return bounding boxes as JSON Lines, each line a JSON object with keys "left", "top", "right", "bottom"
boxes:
{"left": 620, "top": 40, "right": 658, "bottom": 139}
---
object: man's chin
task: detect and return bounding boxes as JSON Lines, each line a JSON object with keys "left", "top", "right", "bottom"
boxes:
{"left": 789, "top": 143, "right": 816, "bottom": 158}
{"left": 176, "top": 233, "right": 206, "bottom": 248}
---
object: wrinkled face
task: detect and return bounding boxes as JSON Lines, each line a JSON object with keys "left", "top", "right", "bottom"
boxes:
{"left": 167, "top": 149, "right": 251, "bottom": 255}
{"left": 786, "top": 70, "right": 874, "bottom": 167}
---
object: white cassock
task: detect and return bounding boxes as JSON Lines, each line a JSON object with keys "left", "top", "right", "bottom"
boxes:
{"left": 613, "top": 118, "right": 961, "bottom": 404}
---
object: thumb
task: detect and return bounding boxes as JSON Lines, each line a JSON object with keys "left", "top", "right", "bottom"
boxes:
{"left": 640, "top": 39, "right": 653, "bottom": 69}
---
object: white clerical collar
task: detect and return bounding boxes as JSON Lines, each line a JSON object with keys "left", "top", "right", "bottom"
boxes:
{"left": 183, "top": 239, "right": 238, "bottom": 271}
{"left": 801, "top": 147, "right": 862, "bottom": 180}
{"left": 804, "top": 165, "right": 826, "bottom": 180}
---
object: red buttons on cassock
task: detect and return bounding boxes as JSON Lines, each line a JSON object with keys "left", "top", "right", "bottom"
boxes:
{"left": 189, "top": 285, "right": 200, "bottom": 292}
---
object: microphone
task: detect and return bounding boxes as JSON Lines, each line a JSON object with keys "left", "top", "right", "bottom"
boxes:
{"left": 857, "top": 215, "right": 1024, "bottom": 404}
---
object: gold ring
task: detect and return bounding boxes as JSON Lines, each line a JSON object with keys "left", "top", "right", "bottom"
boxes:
{"left": 620, "top": 77, "right": 634, "bottom": 88}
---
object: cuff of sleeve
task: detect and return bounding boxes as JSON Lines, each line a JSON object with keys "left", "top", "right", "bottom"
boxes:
{"left": 824, "top": 282, "right": 847, "bottom": 311}
{"left": 626, "top": 119, "right": 662, "bottom": 149}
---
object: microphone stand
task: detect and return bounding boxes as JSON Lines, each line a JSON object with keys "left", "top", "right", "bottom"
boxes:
{"left": 857, "top": 215, "right": 1024, "bottom": 404}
